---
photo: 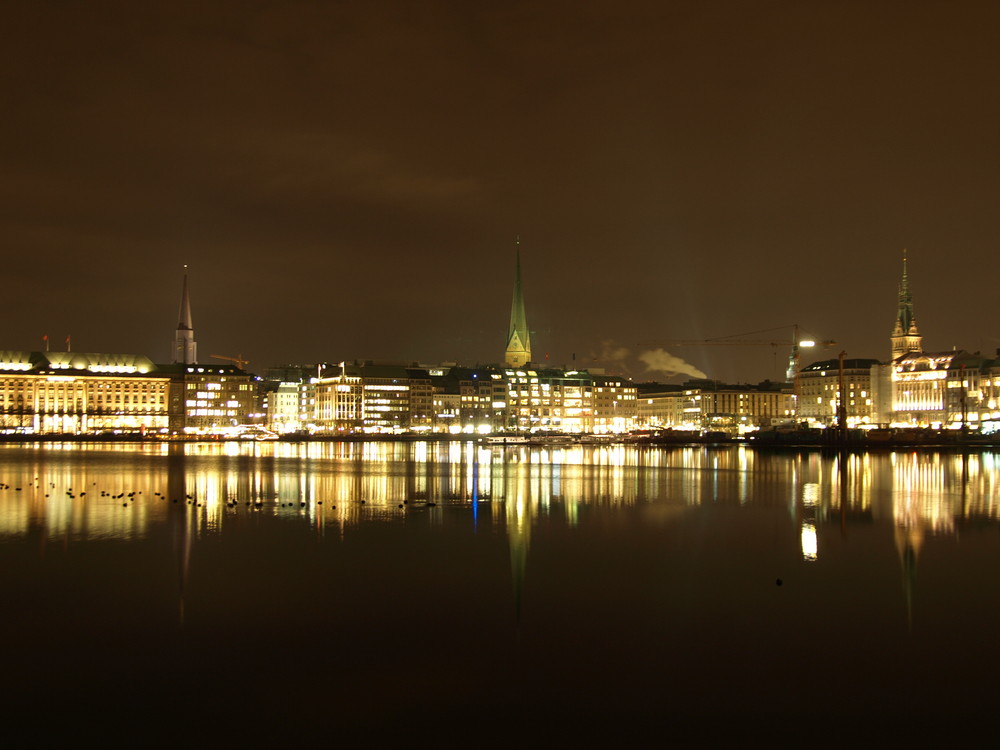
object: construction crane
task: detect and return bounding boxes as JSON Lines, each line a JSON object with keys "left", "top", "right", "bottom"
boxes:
{"left": 641, "top": 324, "right": 835, "bottom": 381}
{"left": 210, "top": 354, "right": 250, "bottom": 369}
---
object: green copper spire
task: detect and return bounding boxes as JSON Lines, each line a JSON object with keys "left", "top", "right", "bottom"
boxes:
{"left": 896, "top": 250, "right": 914, "bottom": 333}
{"left": 890, "top": 249, "right": 922, "bottom": 360}
{"left": 505, "top": 237, "right": 531, "bottom": 367}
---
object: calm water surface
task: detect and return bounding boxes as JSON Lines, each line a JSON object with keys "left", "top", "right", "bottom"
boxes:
{"left": 2, "top": 441, "right": 999, "bottom": 741}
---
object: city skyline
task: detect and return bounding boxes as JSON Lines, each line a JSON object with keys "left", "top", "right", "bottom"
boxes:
{"left": 3, "top": 2, "right": 999, "bottom": 382}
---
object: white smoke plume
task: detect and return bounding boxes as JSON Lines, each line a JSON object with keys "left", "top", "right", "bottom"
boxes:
{"left": 596, "top": 340, "right": 629, "bottom": 362}
{"left": 639, "top": 348, "right": 707, "bottom": 380}
{"left": 588, "top": 340, "right": 632, "bottom": 374}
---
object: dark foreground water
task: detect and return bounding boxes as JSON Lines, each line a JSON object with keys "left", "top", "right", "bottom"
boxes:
{"left": 2, "top": 441, "right": 1000, "bottom": 742}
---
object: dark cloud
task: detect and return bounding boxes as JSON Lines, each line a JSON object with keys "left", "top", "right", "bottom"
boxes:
{"left": 2, "top": 1, "right": 999, "bottom": 377}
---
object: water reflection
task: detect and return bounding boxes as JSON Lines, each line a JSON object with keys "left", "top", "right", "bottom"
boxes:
{"left": 5, "top": 440, "right": 1000, "bottom": 733}
{"left": 2, "top": 442, "right": 1000, "bottom": 545}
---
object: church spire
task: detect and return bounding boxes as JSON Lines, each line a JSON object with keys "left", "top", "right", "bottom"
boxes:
{"left": 505, "top": 237, "right": 532, "bottom": 367}
{"left": 890, "top": 250, "right": 922, "bottom": 360}
{"left": 173, "top": 266, "right": 198, "bottom": 364}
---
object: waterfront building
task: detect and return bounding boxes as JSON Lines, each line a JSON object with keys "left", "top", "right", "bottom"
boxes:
{"left": 406, "top": 367, "right": 434, "bottom": 431}
{"left": 311, "top": 363, "right": 413, "bottom": 433}
{"left": 796, "top": 358, "right": 881, "bottom": 427}
{"left": 301, "top": 362, "right": 639, "bottom": 435}
{"left": 505, "top": 239, "right": 532, "bottom": 368}
{"left": 0, "top": 351, "right": 171, "bottom": 434}
{"left": 869, "top": 363, "right": 895, "bottom": 425}
{"left": 501, "top": 367, "right": 637, "bottom": 433}
{"left": 890, "top": 350, "right": 994, "bottom": 428}
{"left": 0, "top": 350, "right": 258, "bottom": 436}
{"left": 635, "top": 384, "right": 687, "bottom": 429}
{"left": 592, "top": 374, "right": 638, "bottom": 433}
{"left": 431, "top": 390, "right": 462, "bottom": 430}
{"left": 261, "top": 365, "right": 323, "bottom": 434}
{"left": 160, "top": 363, "right": 258, "bottom": 434}
{"left": 264, "top": 382, "right": 303, "bottom": 433}
{"left": 312, "top": 365, "right": 363, "bottom": 432}
{"left": 503, "top": 367, "right": 590, "bottom": 432}
{"left": 634, "top": 380, "right": 795, "bottom": 433}
{"left": 426, "top": 366, "right": 500, "bottom": 433}
{"left": 870, "top": 253, "right": 1000, "bottom": 430}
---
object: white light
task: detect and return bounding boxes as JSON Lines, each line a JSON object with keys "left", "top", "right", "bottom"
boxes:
{"left": 801, "top": 523, "right": 818, "bottom": 561}
{"left": 799, "top": 340, "right": 816, "bottom": 348}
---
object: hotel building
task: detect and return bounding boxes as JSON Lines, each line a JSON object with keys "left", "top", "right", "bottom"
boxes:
{"left": 0, "top": 351, "right": 171, "bottom": 434}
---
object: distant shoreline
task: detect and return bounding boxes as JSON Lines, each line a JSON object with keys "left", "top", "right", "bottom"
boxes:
{"left": 1, "top": 431, "right": 999, "bottom": 452}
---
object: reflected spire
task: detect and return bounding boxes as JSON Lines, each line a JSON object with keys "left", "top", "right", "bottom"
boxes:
{"left": 508, "top": 496, "right": 530, "bottom": 633}
{"left": 894, "top": 525, "right": 922, "bottom": 630}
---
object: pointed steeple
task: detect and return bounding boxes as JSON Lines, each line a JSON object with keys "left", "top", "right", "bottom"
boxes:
{"left": 890, "top": 250, "right": 922, "bottom": 360}
{"left": 505, "top": 237, "right": 531, "bottom": 367}
{"left": 173, "top": 266, "right": 198, "bottom": 364}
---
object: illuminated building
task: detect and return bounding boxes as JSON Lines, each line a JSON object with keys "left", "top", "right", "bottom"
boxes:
{"left": 260, "top": 365, "right": 316, "bottom": 434}
{"left": 636, "top": 385, "right": 686, "bottom": 428}
{"left": 503, "top": 367, "right": 590, "bottom": 432}
{"left": 312, "top": 365, "right": 363, "bottom": 432}
{"left": 0, "top": 274, "right": 251, "bottom": 436}
{"left": 264, "top": 382, "right": 302, "bottom": 433}
{"left": 890, "top": 350, "right": 992, "bottom": 428}
{"left": 160, "top": 267, "right": 257, "bottom": 434}
{"left": 635, "top": 380, "right": 795, "bottom": 433}
{"left": 876, "top": 254, "right": 1000, "bottom": 430}
{"left": 504, "top": 239, "right": 532, "bottom": 368}
{"left": 357, "top": 365, "right": 412, "bottom": 431}
{"left": 591, "top": 374, "right": 637, "bottom": 433}
{"left": 161, "top": 364, "right": 258, "bottom": 434}
{"left": 0, "top": 351, "right": 170, "bottom": 434}
{"left": 173, "top": 268, "right": 198, "bottom": 365}
{"left": 506, "top": 369, "right": 558, "bottom": 432}
{"left": 796, "top": 358, "right": 880, "bottom": 427}
{"left": 502, "top": 368, "right": 636, "bottom": 433}
{"left": 890, "top": 251, "right": 923, "bottom": 361}
{"left": 426, "top": 366, "right": 500, "bottom": 433}
{"left": 304, "top": 362, "right": 638, "bottom": 435}
{"left": 0, "top": 350, "right": 257, "bottom": 436}
{"left": 311, "top": 363, "right": 414, "bottom": 433}
{"left": 406, "top": 368, "right": 434, "bottom": 431}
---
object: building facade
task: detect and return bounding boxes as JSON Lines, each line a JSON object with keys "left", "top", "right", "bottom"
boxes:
{"left": 889, "top": 351, "right": 997, "bottom": 429}
{"left": 796, "top": 358, "right": 881, "bottom": 427}
{"left": 0, "top": 351, "right": 171, "bottom": 434}
{"left": 634, "top": 380, "right": 795, "bottom": 433}
{"left": 300, "top": 362, "right": 639, "bottom": 434}
{"left": 0, "top": 352, "right": 257, "bottom": 435}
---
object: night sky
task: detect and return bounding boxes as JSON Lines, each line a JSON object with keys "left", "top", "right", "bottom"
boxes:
{"left": 3, "top": 1, "right": 998, "bottom": 383}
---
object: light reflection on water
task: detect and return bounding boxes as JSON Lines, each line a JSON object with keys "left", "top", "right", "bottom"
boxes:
{"left": 4, "top": 440, "right": 1000, "bottom": 737}
{"left": 2, "top": 441, "right": 999, "bottom": 544}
